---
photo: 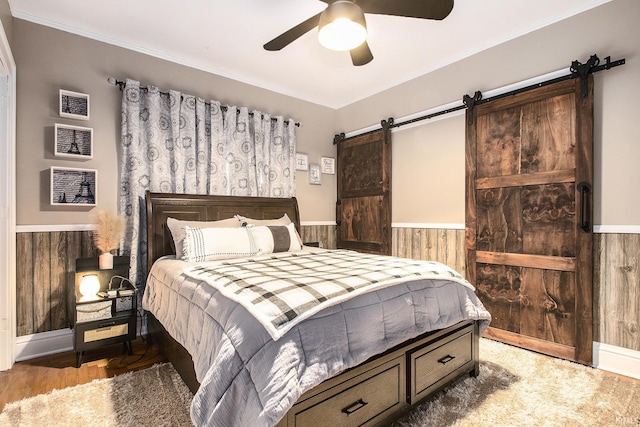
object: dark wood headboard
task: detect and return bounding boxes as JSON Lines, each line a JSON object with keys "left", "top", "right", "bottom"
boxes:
{"left": 145, "top": 191, "right": 301, "bottom": 270}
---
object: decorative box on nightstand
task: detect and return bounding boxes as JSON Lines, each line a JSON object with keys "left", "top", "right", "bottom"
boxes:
{"left": 74, "top": 256, "right": 137, "bottom": 368}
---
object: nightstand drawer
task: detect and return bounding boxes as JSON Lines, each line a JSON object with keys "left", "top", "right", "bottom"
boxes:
{"left": 76, "top": 301, "right": 112, "bottom": 323}
{"left": 84, "top": 323, "right": 129, "bottom": 343}
{"left": 290, "top": 355, "right": 405, "bottom": 427}
{"left": 74, "top": 315, "right": 135, "bottom": 348}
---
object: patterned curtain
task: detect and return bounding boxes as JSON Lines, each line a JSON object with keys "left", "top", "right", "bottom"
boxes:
{"left": 119, "top": 79, "right": 296, "bottom": 287}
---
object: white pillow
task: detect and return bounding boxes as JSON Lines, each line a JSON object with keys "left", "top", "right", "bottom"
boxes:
{"left": 182, "top": 226, "right": 258, "bottom": 262}
{"left": 166, "top": 216, "right": 241, "bottom": 257}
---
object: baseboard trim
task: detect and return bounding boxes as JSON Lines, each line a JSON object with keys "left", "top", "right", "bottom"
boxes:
{"left": 15, "top": 328, "right": 73, "bottom": 362}
{"left": 593, "top": 341, "right": 640, "bottom": 380}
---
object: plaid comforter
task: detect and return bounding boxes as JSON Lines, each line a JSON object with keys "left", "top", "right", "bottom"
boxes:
{"left": 184, "top": 249, "right": 476, "bottom": 340}
{"left": 145, "top": 250, "right": 491, "bottom": 426}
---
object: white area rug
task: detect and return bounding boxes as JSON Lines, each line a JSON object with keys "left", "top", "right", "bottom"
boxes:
{"left": 2, "top": 339, "right": 638, "bottom": 426}
{"left": 0, "top": 363, "right": 192, "bottom": 426}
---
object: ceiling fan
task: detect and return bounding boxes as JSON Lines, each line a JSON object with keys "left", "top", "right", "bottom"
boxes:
{"left": 263, "top": 0, "right": 454, "bottom": 66}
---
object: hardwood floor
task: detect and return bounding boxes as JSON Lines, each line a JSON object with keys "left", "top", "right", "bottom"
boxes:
{"left": 0, "top": 337, "right": 167, "bottom": 412}
{"left": 2, "top": 336, "right": 638, "bottom": 417}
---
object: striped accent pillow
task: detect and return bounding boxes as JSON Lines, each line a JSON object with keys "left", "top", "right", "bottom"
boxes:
{"left": 182, "top": 226, "right": 259, "bottom": 262}
{"left": 250, "top": 223, "right": 302, "bottom": 254}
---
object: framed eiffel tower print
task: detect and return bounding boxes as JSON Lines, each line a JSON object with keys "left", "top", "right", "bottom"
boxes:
{"left": 50, "top": 167, "right": 97, "bottom": 206}
{"left": 54, "top": 123, "right": 93, "bottom": 159}
{"left": 59, "top": 89, "right": 90, "bottom": 120}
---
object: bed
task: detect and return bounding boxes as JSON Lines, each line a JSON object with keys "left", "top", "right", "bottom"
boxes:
{"left": 143, "top": 191, "right": 491, "bottom": 426}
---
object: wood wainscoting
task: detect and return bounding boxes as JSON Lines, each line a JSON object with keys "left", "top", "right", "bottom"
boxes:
{"left": 390, "top": 228, "right": 639, "bottom": 352}
{"left": 595, "top": 233, "right": 640, "bottom": 351}
{"left": 392, "top": 227, "right": 466, "bottom": 276}
{"left": 14, "top": 227, "right": 640, "bottom": 355}
{"left": 16, "top": 231, "right": 98, "bottom": 337}
{"left": 300, "top": 224, "right": 337, "bottom": 250}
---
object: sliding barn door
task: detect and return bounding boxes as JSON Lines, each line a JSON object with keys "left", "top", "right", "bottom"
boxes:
{"left": 466, "top": 77, "right": 593, "bottom": 365}
{"left": 336, "top": 129, "right": 392, "bottom": 255}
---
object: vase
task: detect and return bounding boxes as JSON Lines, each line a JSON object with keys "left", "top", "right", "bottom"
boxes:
{"left": 99, "top": 252, "right": 113, "bottom": 269}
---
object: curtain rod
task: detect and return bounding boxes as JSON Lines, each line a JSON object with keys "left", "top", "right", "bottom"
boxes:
{"left": 334, "top": 53, "right": 625, "bottom": 144}
{"left": 107, "top": 77, "right": 301, "bottom": 128}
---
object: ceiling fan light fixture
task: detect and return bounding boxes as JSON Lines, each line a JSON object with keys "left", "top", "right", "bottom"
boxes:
{"left": 318, "top": 1, "right": 367, "bottom": 51}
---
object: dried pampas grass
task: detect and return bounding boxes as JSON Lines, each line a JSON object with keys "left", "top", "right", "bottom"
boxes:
{"left": 91, "top": 209, "right": 125, "bottom": 253}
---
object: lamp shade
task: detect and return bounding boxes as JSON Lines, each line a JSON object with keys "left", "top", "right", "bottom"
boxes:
{"left": 318, "top": 1, "right": 367, "bottom": 51}
{"left": 79, "top": 274, "right": 100, "bottom": 298}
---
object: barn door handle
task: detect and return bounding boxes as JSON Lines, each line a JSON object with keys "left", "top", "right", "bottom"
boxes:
{"left": 336, "top": 200, "right": 342, "bottom": 226}
{"left": 342, "top": 399, "right": 368, "bottom": 415}
{"left": 577, "top": 182, "right": 591, "bottom": 233}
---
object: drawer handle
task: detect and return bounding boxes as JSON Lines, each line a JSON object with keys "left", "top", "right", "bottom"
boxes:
{"left": 438, "top": 354, "right": 456, "bottom": 365}
{"left": 98, "top": 320, "right": 117, "bottom": 328}
{"left": 342, "top": 399, "right": 368, "bottom": 415}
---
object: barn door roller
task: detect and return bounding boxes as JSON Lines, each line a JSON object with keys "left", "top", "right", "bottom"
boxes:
{"left": 571, "top": 54, "right": 600, "bottom": 98}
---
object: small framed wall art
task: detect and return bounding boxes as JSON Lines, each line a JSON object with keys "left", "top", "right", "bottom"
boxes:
{"left": 320, "top": 157, "right": 335, "bottom": 174}
{"left": 50, "top": 166, "right": 97, "bottom": 206}
{"left": 55, "top": 123, "right": 93, "bottom": 159}
{"left": 295, "top": 153, "right": 309, "bottom": 171}
{"left": 308, "top": 163, "right": 321, "bottom": 185}
{"left": 59, "top": 89, "right": 90, "bottom": 120}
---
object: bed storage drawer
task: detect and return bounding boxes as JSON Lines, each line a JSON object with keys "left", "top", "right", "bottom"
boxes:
{"left": 287, "top": 355, "right": 406, "bottom": 427}
{"left": 408, "top": 324, "right": 474, "bottom": 403}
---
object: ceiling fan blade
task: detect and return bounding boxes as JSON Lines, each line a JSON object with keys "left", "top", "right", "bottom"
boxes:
{"left": 350, "top": 41, "right": 374, "bottom": 66}
{"left": 263, "top": 12, "right": 323, "bottom": 51}
{"left": 321, "top": 0, "right": 454, "bottom": 20}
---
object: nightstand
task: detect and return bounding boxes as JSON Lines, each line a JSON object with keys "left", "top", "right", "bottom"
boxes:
{"left": 73, "top": 256, "right": 137, "bottom": 368}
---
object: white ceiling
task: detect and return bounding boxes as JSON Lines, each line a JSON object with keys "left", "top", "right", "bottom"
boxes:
{"left": 9, "top": 0, "right": 611, "bottom": 109}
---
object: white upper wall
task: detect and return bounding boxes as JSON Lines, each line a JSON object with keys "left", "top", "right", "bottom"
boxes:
{"left": 337, "top": 0, "right": 640, "bottom": 228}
{"left": 10, "top": 0, "right": 640, "bottom": 228}
{"left": 12, "top": 20, "right": 337, "bottom": 225}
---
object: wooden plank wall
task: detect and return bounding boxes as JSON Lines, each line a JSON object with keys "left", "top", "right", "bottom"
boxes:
{"left": 15, "top": 227, "right": 640, "bottom": 353}
{"left": 392, "top": 228, "right": 466, "bottom": 275}
{"left": 300, "top": 224, "right": 337, "bottom": 250}
{"left": 16, "top": 231, "right": 97, "bottom": 336}
{"left": 594, "top": 233, "right": 640, "bottom": 351}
